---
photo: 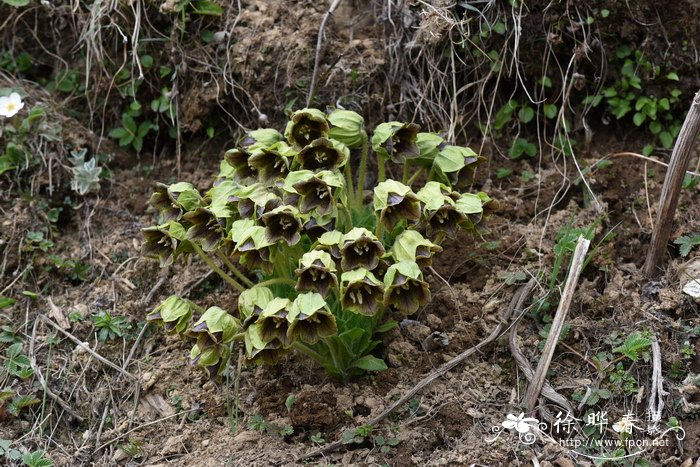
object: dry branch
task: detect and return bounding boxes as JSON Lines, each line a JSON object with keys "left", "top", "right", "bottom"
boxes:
{"left": 644, "top": 90, "right": 700, "bottom": 277}
{"left": 297, "top": 279, "right": 537, "bottom": 461}
{"left": 306, "top": 0, "right": 343, "bottom": 107}
{"left": 524, "top": 235, "right": 590, "bottom": 411}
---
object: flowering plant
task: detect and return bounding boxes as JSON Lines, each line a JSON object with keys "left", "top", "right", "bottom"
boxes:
{"left": 143, "top": 108, "right": 494, "bottom": 380}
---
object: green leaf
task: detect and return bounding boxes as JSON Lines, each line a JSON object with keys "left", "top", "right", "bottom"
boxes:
{"left": 0, "top": 297, "right": 15, "bottom": 309}
{"left": 121, "top": 114, "right": 137, "bottom": 135}
{"left": 518, "top": 106, "right": 535, "bottom": 124}
{"left": 375, "top": 320, "right": 398, "bottom": 333}
{"left": 632, "top": 112, "right": 645, "bottom": 126}
{"left": 613, "top": 332, "right": 652, "bottom": 362}
{"left": 350, "top": 355, "right": 388, "bottom": 371}
{"left": 108, "top": 127, "right": 128, "bottom": 139}
{"left": 543, "top": 104, "right": 558, "bottom": 119}
{"left": 659, "top": 131, "right": 673, "bottom": 149}
{"left": 2, "top": 0, "right": 31, "bottom": 6}
{"left": 666, "top": 72, "right": 680, "bottom": 81}
{"left": 132, "top": 136, "right": 143, "bottom": 153}
{"left": 190, "top": 0, "right": 223, "bottom": 15}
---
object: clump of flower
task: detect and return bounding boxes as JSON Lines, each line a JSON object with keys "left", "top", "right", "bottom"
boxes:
{"left": 143, "top": 108, "right": 491, "bottom": 380}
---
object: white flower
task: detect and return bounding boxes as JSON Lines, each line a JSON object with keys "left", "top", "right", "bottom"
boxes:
{"left": 502, "top": 413, "right": 539, "bottom": 434}
{"left": 0, "top": 92, "right": 25, "bottom": 118}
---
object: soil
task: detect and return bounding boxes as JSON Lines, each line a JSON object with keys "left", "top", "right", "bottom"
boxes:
{"left": 2, "top": 0, "right": 700, "bottom": 466}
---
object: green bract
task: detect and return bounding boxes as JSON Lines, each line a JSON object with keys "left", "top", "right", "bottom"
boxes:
{"left": 142, "top": 108, "right": 492, "bottom": 381}
{"left": 240, "top": 128, "right": 283, "bottom": 150}
{"left": 186, "top": 306, "right": 240, "bottom": 347}
{"left": 391, "top": 230, "right": 442, "bottom": 267}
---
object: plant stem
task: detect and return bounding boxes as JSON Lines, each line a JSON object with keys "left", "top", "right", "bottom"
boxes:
{"left": 256, "top": 277, "right": 297, "bottom": 288}
{"left": 292, "top": 341, "right": 327, "bottom": 364}
{"left": 407, "top": 167, "right": 425, "bottom": 186}
{"left": 375, "top": 220, "right": 384, "bottom": 241}
{"left": 344, "top": 160, "right": 355, "bottom": 207}
{"left": 377, "top": 158, "right": 386, "bottom": 183}
{"left": 356, "top": 132, "right": 369, "bottom": 208}
{"left": 191, "top": 243, "right": 245, "bottom": 292}
{"left": 216, "top": 251, "right": 255, "bottom": 288}
{"left": 341, "top": 205, "right": 354, "bottom": 230}
{"left": 402, "top": 161, "right": 411, "bottom": 185}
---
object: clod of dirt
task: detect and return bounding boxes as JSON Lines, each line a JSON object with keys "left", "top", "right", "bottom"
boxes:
{"left": 288, "top": 384, "right": 338, "bottom": 432}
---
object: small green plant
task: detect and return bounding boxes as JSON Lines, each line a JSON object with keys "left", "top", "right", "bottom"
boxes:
{"left": 0, "top": 439, "right": 22, "bottom": 462}
{"left": 91, "top": 311, "right": 132, "bottom": 341}
{"left": 22, "top": 450, "right": 53, "bottom": 467}
{"left": 612, "top": 331, "right": 652, "bottom": 362}
{"left": 3, "top": 343, "right": 33, "bottom": 379}
{"left": 674, "top": 234, "right": 700, "bottom": 257}
{"left": 108, "top": 102, "right": 156, "bottom": 153}
{"left": 142, "top": 108, "right": 492, "bottom": 380}
{"left": 584, "top": 45, "right": 684, "bottom": 155}
{"left": 48, "top": 256, "right": 91, "bottom": 283}
{"left": 246, "top": 414, "right": 268, "bottom": 433}
{"left": 69, "top": 148, "right": 104, "bottom": 195}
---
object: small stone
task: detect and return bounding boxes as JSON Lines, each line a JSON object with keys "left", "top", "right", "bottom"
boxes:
{"left": 201, "top": 439, "right": 210, "bottom": 447}
{"left": 112, "top": 448, "right": 129, "bottom": 463}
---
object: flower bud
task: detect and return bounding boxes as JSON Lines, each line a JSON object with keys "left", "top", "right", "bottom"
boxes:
{"left": 327, "top": 109, "right": 365, "bottom": 149}
{"left": 232, "top": 225, "right": 275, "bottom": 273}
{"left": 189, "top": 342, "right": 230, "bottom": 379}
{"left": 147, "top": 295, "right": 193, "bottom": 335}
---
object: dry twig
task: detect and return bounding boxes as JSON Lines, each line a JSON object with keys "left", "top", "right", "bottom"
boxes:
{"left": 644, "top": 90, "right": 700, "bottom": 277}
{"left": 306, "top": 0, "right": 343, "bottom": 107}
{"left": 524, "top": 235, "right": 590, "bottom": 411}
